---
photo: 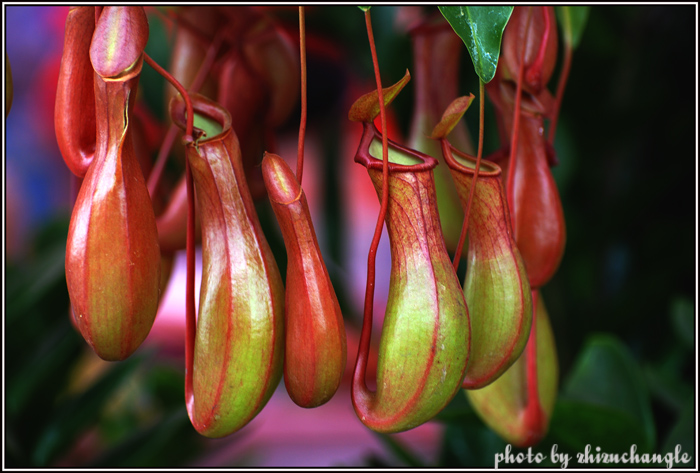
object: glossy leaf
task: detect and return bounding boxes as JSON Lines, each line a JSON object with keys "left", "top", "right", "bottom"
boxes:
{"left": 555, "top": 6, "right": 590, "bottom": 49}
{"left": 438, "top": 6, "right": 513, "bottom": 83}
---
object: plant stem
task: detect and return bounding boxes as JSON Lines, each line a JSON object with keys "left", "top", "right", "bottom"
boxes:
{"left": 147, "top": 32, "right": 223, "bottom": 196}
{"left": 184, "top": 146, "right": 196, "bottom": 421}
{"left": 147, "top": 125, "right": 179, "bottom": 197}
{"left": 452, "top": 79, "right": 485, "bottom": 271}
{"left": 523, "top": 289, "right": 544, "bottom": 435}
{"left": 143, "top": 50, "right": 197, "bottom": 421}
{"left": 547, "top": 41, "right": 572, "bottom": 144}
{"left": 143, "top": 53, "right": 193, "bottom": 142}
{"left": 296, "top": 6, "right": 307, "bottom": 185}
{"left": 506, "top": 6, "right": 533, "bottom": 217}
{"left": 356, "top": 8, "right": 390, "bottom": 392}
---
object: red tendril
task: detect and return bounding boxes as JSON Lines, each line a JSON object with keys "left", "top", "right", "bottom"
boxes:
{"left": 143, "top": 53, "right": 194, "bottom": 142}
{"left": 297, "top": 6, "right": 308, "bottom": 185}
{"left": 147, "top": 31, "right": 224, "bottom": 196}
{"left": 548, "top": 40, "right": 572, "bottom": 144}
{"left": 184, "top": 146, "right": 196, "bottom": 421}
{"left": 452, "top": 80, "right": 485, "bottom": 270}
{"left": 506, "top": 7, "right": 534, "bottom": 219}
{"left": 143, "top": 50, "right": 197, "bottom": 423}
{"left": 354, "top": 8, "right": 391, "bottom": 394}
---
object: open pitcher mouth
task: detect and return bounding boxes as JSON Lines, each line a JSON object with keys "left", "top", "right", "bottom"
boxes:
{"left": 169, "top": 92, "right": 232, "bottom": 144}
{"left": 442, "top": 142, "right": 501, "bottom": 177}
{"left": 354, "top": 122, "right": 438, "bottom": 173}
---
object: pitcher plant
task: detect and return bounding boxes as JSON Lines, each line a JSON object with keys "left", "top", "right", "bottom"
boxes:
{"left": 64, "top": 6, "right": 161, "bottom": 361}
{"left": 47, "top": 5, "right": 582, "bottom": 448}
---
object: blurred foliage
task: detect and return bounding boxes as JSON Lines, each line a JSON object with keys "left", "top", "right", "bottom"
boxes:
{"left": 4, "top": 4, "right": 696, "bottom": 468}
{"left": 556, "top": 6, "right": 591, "bottom": 49}
{"left": 4, "top": 216, "right": 208, "bottom": 467}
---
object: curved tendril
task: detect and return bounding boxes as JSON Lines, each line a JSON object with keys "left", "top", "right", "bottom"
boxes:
{"left": 147, "top": 31, "right": 224, "bottom": 196}
{"left": 147, "top": 125, "right": 179, "bottom": 197}
{"left": 143, "top": 50, "right": 197, "bottom": 421}
{"left": 524, "top": 289, "right": 543, "bottom": 430}
{"left": 184, "top": 152, "right": 197, "bottom": 421}
{"left": 355, "top": 8, "right": 391, "bottom": 395}
{"left": 143, "top": 53, "right": 194, "bottom": 142}
{"left": 296, "top": 6, "right": 308, "bottom": 185}
{"left": 529, "top": 7, "right": 552, "bottom": 89}
{"left": 548, "top": 41, "right": 572, "bottom": 144}
{"left": 452, "top": 80, "right": 486, "bottom": 271}
{"left": 506, "top": 7, "right": 534, "bottom": 221}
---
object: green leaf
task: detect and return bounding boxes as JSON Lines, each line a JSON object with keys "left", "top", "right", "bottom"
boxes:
{"left": 670, "top": 296, "right": 694, "bottom": 349}
{"left": 438, "top": 6, "right": 513, "bottom": 83}
{"left": 358, "top": 6, "right": 371, "bottom": 12}
{"left": 644, "top": 361, "right": 692, "bottom": 413}
{"left": 439, "top": 421, "right": 506, "bottom": 467}
{"left": 549, "top": 400, "right": 650, "bottom": 454}
{"left": 32, "top": 356, "right": 142, "bottom": 466}
{"left": 5, "top": 237, "right": 67, "bottom": 321}
{"left": 562, "top": 334, "right": 656, "bottom": 451}
{"left": 92, "top": 410, "right": 203, "bottom": 468}
{"left": 555, "top": 6, "right": 590, "bottom": 49}
{"left": 6, "top": 322, "right": 82, "bottom": 416}
{"left": 661, "top": 398, "right": 695, "bottom": 463}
